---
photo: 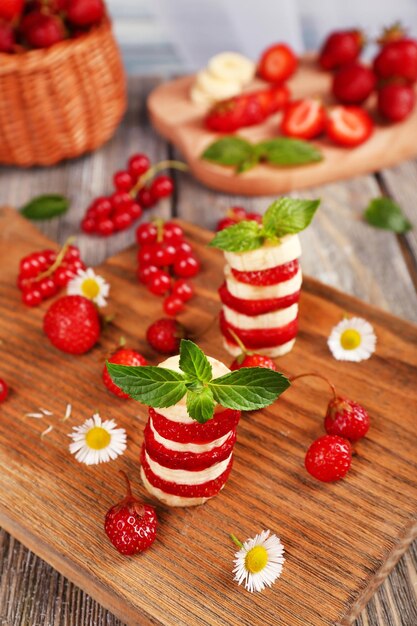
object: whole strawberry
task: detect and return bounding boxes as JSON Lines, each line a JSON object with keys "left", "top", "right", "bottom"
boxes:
{"left": 0, "top": 0, "right": 23, "bottom": 21}
{"left": 305, "top": 435, "right": 352, "bottom": 482}
{"left": 332, "top": 62, "right": 376, "bottom": 104}
{"left": 44, "top": 295, "right": 100, "bottom": 355}
{"left": 103, "top": 348, "right": 147, "bottom": 398}
{"left": 374, "top": 37, "right": 417, "bottom": 83}
{"left": 324, "top": 397, "right": 369, "bottom": 441}
{"left": 230, "top": 352, "right": 277, "bottom": 371}
{"left": 21, "top": 12, "right": 66, "bottom": 49}
{"left": 146, "top": 318, "right": 185, "bottom": 354}
{"left": 319, "top": 29, "right": 363, "bottom": 71}
{"left": 67, "top": 0, "right": 105, "bottom": 26}
{"left": 377, "top": 83, "right": 415, "bottom": 122}
{"left": 105, "top": 472, "right": 157, "bottom": 555}
{"left": 0, "top": 20, "right": 14, "bottom": 52}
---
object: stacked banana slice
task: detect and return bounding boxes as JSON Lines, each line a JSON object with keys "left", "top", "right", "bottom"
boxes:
{"left": 190, "top": 52, "right": 256, "bottom": 106}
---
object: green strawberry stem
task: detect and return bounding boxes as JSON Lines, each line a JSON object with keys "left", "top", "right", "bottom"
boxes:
{"left": 230, "top": 533, "right": 244, "bottom": 549}
{"left": 130, "top": 160, "right": 188, "bottom": 196}
{"left": 289, "top": 372, "right": 337, "bottom": 400}
{"left": 36, "top": 236, "right": 76, "bottom": 282}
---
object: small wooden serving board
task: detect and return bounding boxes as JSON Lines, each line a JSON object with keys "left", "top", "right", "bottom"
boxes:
{"left": 148, "top": 56, "right": 417, "bottom": 196}
{"left": 1, "top": 207, "right": 417, "bottom": 626}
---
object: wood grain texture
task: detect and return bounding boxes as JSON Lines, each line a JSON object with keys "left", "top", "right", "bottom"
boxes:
{"left": 1, "top": 208, "right": 417, "bottom": 626}
{"left": 148, "top": 57, "right": 417, "bottom": 196}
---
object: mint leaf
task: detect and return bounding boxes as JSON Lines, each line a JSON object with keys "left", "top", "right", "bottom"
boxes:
{"left": 186, "top": 387, "right": 215, "bottom": 423}
{"left": 209, "top": 220, "right": 264, "bottom": 252}
{"left": 179, "top": 339, "right": 212, "bottom": 383}
{"left": 106, "top": 363, "right": 187, "bottom": 408}
{"left": 208, "top": 368, "right": 290, "bottom": 411}
{"left": 256, "top": 138, "right": 323, "bottom": 166}
{"left": 202, "top": 137, "right": 255, "bottom": 170}
{"left": 20, "top": 194, "right": 69, "bottom": 220}
{"left": 364, "top": 197, "right": 412, "bottom": 234}
{"left": 263, "top": 198, "right": 320, "bottom": 237}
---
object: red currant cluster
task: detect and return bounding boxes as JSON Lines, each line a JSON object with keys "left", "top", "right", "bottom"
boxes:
{"left": 81, "top": 154, "right": 183, "bottom": 237}
{"left": 216, "top": 206, "right": 262, "bottom": 231}
{"left": 18, "top": 243, "right": 85, "bottom": 307}
{"left": 136, "top": 220, "right": 201, "bottom": 316}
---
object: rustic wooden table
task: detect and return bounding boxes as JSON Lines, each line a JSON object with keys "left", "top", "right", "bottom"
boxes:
{"left": 0, "top": 77, "right": 416, "bottom": 626}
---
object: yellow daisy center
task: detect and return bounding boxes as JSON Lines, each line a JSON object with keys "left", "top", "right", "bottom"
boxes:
{"left": 85, "top": 426, "right": 111, "bottom": 450}
{"left": 81, "top": 278, "right": 100, "bottom": 300}
{"left": 340, "top": 329, "right": 361, "bottom": 350}
{"left": 245, "top": 546, "right": 268, "bottom": 573}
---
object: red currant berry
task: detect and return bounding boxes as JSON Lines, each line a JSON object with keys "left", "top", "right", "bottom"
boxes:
{"left": 128, "top": 153, "right": 150, "bottom": 178}
{"left": 89, "top": 197, "right": 112, "bottom": 218}
{"left": 150, "top": 175, "right": 174, "bottom": 199}
{"left": 35, "top": 252, "right": 50, "bottom": 271}
{"left": 137, "top": 264, "right": 159, "bottom": 284}
{"left": 97, "top": 218, "right": 115, "bottom": 237}
{"left": 19, "top": 255, "right": 40, "bottom": 279}
{"left": 53, "top": 267, "right": 73, "bottom": 287}
{"left": 128, "top": 202, "right": 142, "bottom": 220}
{"left": 17, "top": 276, "right": 32, "bottom": 291}
{"left": 81, "top": 217, "right": 97, "bottom": 233}
{"left": 163, "top": 222, "right": 184, "bottom": 244}
{"left": 136, "top": 222, "right": 157, "bottom": 246}
{"left": 176, "top": 241, "right": 193, "bottom": 255}
{"left": 113, "top": 212, "right": 133, "bottom": 231}
{"left": 110, "top": 191, "right": 133, "bottom": 211}
{"left": 38, "top": 277, "right": 58, "bottom": 298}
{"left": 113, "top": 170, "right": 134, "bottom": 192}
{"left": 172, "top": 279, "right": 194, "bottom": 302}
{"left": 64, "top": 245, "right": 80, "bottom": 262}
{"left": 44, "top": 249, "right": 57, "bottom": 264}
{"left": 22, "top": 289, "right": 43, "bottom": 307}
{"left": 151, "top": 242, "right": 176, "bottom": 267}
{"left": 174, "top": 254, "right": 201, "bottom": 278}
{"left": 148, "top": 270, "right": 171, "bottom": 296}
{"left": 0, "top": 378, "right": 8, "bottom": 403}
{"left": 138, "top": 244, "right": 154, "bottom": 265}
{"left": 163, "top": 294, "right": 184, "bottom": 316}
{"left": 137, "top": 187, "right": 155, "bottom": 209}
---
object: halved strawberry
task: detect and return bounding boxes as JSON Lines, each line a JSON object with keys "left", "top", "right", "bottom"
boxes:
{"left": 258, "top": 43, "right": 298, "bottom": 83}
{"left": 281, "top": 98, "right": 326, "bottom": 139}
{"left": 326, "top": 106, "right": 373, "bottom": 147}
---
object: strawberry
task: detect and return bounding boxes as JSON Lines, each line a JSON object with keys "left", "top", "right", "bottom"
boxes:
{"left": 0, "top": 0, "right": 23, "bottom": 20}
{"left": 219, "top": 282, "right": 299, "bottom": 316}
{"left": 104, "top": 472, "right": 157, "bottom": 555}
{"left": 281, "top": 98, "right": 326, "bottom": 139}
{"left": 216, "top": 206, "right": 262, "bottom": 232}
{"left": 332, "top": 63, "right": 376, "bottom": 104}
{"left": 258, "top": 43, "right": 298, "bottom": 83}
{"left": 326, "top": 106, "right": 373, "bottom": 147}
{"left": 220, "top": 311, "right": 298, "bottom": 350}
{"left": 231, "top": 259, "right": 300, "bottom": 286}
{"left": 149, "top": 407, "right": 240, "bottom": 444}
{"left": 67, "top": 0, "right": 105, "bottom": 26}
{"left": 205, "top": 85, "right": 290, "bottom": 132}
{"left": 374, "top": 38, "right": 417, "bottom": 83}
{"left": 305, "top": 435, "right": 352, "bottom": 482}
{"left": 43, "top": 295, "right": 100, "bottom": 355}
{"left": 103, "top": 348, "right": 147, "bottom": 398}
{"left": 0, "top": 20, "right": 14, "bottom": 52}
{"left": 0, "top": 378, "right": 9, "bottom": 403}
{"left": 21, "top": 12, "right": 66, "bottom": 48}
{"left": 324, "top": 397, "right": 370, "bottom": 442}
{"left": 146, "top": 318, "right": 185, "bottom": 354}
{"left": 319, "top": 30, "right": 363, "bottom": 71}
{"left": 377, "top": 83, "right": 415, "bottom": 122}
{"left": 230, "top": 352, "right": 277, "bottom": 372}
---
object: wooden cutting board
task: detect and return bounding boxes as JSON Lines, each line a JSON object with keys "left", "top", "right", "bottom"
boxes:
{"left": 148, "top": 55, "right": 417, "bottom": 196}
{"left": 1, "top": 206, "right": 417, "bottom": 626}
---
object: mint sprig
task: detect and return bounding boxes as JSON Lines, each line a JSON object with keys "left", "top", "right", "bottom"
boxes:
{"left": 210, "top": 197, "right": 320, "bottom": 253}
{"left": 363, "top": 197, "right": 412, "bottom": 234}
{"left": 106, "top": 339, "right": 290, "bottom": 423}
{"left": 202, "top": 136, "right": 323, "bottom": 173}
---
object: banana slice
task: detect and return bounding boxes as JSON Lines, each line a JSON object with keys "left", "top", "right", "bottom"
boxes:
{"left": 208, "top": 52, "right": 256, "bottom": 85}
{"left": 196, "top": 70, "right": 241, "bottom": 100}
{"left": 190, "top": 84, "right": 215, "bottom": 106}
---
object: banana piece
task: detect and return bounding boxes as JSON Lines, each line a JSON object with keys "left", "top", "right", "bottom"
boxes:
{"left": 196, "top": 70, "right": 241, "bottom": 100}
{"left": 208, "top": 52, "right": 256, "bottom": 85}
{"left": 190, "top": 84, "right": 215, "bottom": 106}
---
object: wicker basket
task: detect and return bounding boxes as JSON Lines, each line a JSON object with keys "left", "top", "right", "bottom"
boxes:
{"left": 0, "top": 19, "right": 127, "bottom": 167}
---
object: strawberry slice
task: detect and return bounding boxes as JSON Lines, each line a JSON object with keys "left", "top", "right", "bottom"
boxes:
{"left": 258, "top": 43, "right": 298, "bottom": 83}
{"left": 149, "top": 407, "right": 241, "bottom": 444}
{"left": 281, "top": 98, "right": 327, "bottom": 139}
{"left": 205, "top": 85, "right": 290, "bottom": 132}
{"left": 219, "top": 283, "right": 300, "bottom": 316}
{"left": 326, "top": 106, "right": 373, "bottom": 147}
{"left": 231, "top": 259, "right": 300, "bottom": 286}
{"left": 220, "top": 311, "right": 298, "bottom": 349}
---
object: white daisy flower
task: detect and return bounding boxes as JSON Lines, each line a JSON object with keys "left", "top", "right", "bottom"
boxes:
{"left": 328, "top": 316, "right": 376, "bottom": 362}
{"left": 232, "top": 530, "right": 285, "bottom": 593}
{"left": 67, "top": 268, "right": 110, "bottom": 307}
{"left": 68, "top": 413, "right": 126, "bottom": 465}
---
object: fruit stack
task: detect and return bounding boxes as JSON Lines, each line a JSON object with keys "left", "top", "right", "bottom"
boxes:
{"left": 140, "top": 355, "right": 240, "bottom": 507}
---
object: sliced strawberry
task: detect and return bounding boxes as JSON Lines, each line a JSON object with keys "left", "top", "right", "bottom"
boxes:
{"left": 141, "top": 446, "right": 233, "bottom": 498}
{"left": 231, "top": 259, "right": 300, "bottom": 286}
{"left": 144, "top": 422, "right": 236, "bottom": 471}
{"left": 220, "top": 311, "right": 298, "bottom": 349}
{"left": 326, "top": 106, "right": 373, "bottom": 147}
{"left": 281, "top": 98, "right": 326, "bottom": 139}
{"left": 149, "top": 407, "right": 241, "bottom": 444}
{"left": 258, "top": 43, "right": 298, "bottom": 83}
{"left": 205, "top": 85, "right": 290, "bottom": 133}
{"left": 219, "top": 283, "right": 300, "bottom": 316}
